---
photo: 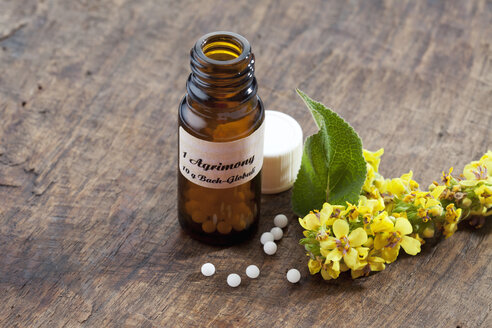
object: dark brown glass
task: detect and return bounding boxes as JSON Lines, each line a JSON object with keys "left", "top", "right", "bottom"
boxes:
{"left": 178, "top": 32, "right": 264, "bottom": 245}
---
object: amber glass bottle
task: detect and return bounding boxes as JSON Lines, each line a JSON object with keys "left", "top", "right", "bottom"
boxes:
{"left": 178, "top": 31, "right": 265, "bottom": 245}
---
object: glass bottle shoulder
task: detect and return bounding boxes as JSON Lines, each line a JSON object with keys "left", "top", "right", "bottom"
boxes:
{"left": 179, "top": 95, "right": 264, "bottom": 142}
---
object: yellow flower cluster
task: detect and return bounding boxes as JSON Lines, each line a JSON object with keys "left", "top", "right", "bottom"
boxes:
{"left": 299, "top": 150, "right": 492, "bottom": 280}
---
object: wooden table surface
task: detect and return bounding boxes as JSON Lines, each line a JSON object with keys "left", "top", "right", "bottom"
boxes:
{"left": 1, "top": 0, "right": 491, "bottom": 327}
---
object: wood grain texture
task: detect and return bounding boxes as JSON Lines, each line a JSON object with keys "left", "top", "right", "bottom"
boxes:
{"left": 0, "top": 0, "right": 491, "bottom": 327}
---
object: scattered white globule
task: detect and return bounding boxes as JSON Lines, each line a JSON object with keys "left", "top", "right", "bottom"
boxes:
{"left": 270, "top": 227, "right": 283, "bottom": 240}
{"left": 202, "top": 214, "right": 293, "bottom": 285}
{"left": 274, "top": 214, "right": 288, "bottom": 228}
{"left": 260, "top": 232, "right": 274, "bottom": 245}
{"left": 246, "top": 265, "right": 260, "bottom": 279}
{"left": 201, "top": 263, "right": 215, "bottom": 277}
{"left": 227, "top": 273, "right": 241, "bottom": 287}
{"left": 263, "top": 241, "right": 277, "bottom": 255}
{"left": 286, "top": 269, "right": 301, "bottom": 283}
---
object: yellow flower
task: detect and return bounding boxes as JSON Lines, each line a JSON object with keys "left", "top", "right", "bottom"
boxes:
{"left": 413, "top": 187, "right": 444, "bottom": 206}
{"left": 402, "top": 192, "right": 416, "bottom": 203}
{"left": 443, "top": 204, "right": 462, "bottom": 238}
{"left": 413, "top": 187, "right": 445, "bottom": 217}
{"left": 463, "top": 151, "right": 492, "bottom": 183}
{"left": 441, "top": 167, "right": 454, "bottom": 187}
{"left": 430, "top": 185, "right": 446, "bottom": 200}
{"left": 299, "top": 212, "right": 321, "bottom": 231}
{"left": 319, "top": 219, "right": 368, "bottom": 270}
{"left": 329, "top": 205, "right": 346, "bottom": 221}
{"left": 363, "top": 148, "right": 384, "bottom": 173}
{"left": 475, "top": 184, "right": 492, "bottom": 208}
{"left": 299, "top": 203, "right": 347, "bottom": 230}
{"left": 381, "top": 178, "right": 407, "bottom": 198}
{"left": 358, "top": 195, "right": 385, "bottom": 216}
{"left": 299, "top": 203, "right": 343, "bottom": 242}
{"left": 351, "top": 249, "right": 386, "bottom": 279}
{"left": 380, "top": 171, "right": 419, "bottom": 198}
{"left": 308, "top": 259, "right": 322, "bottom": 275}
{"left": 374, "top": 218, "right": 421, "bottom": 263}
{"left": 342, "top": 203, "right": 360, "bottom": 222}
{"left": 356, "top": 246, "right": 369, "bottom": 261}
{"left": 365, "top": 185, "right": 383, "bottom": 200}
{"left": 480, "top": 150, "right": 492, "bottom": 166}
{"left": 299, "top": 203, "right": 333, "bottom": 229}
{"left": 417, "top": 208, "right": 432, "bottom": 222}
{"left": 370, "top": 211, "right": 394, "bottom": 234}
{"left": 463, "top": 162, "right": 480, "bottom": 181}
{"left": 409, "top": 179, "right": 420, "bottom": 191}
{"left": 321, "top": 203, "right": 345, "bottom": 227}
{"left": 401, "top": 171, "right": 420, "bottom": 191}
{"left": 320, "top": 260, "right": 341, "bottom": 280}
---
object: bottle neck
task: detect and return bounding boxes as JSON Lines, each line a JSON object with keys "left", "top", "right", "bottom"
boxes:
{"left": 186, "top": 32, "right": 258, "bottom": 112}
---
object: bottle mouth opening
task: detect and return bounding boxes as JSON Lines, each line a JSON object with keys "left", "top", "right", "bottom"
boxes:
{"left": 196, "top": 31, "right": 250, "bottom": 65}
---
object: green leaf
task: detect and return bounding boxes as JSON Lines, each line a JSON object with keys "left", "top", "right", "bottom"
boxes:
{"left": 292, "top": 90, "right": 366, "bottom": 217}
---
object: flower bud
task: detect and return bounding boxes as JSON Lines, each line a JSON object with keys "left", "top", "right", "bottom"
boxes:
{"left": 423, "top": 227, "right": 435, "bottom": 238}
{"left": 462, "top": 197, "right": 472, "bottom": 207}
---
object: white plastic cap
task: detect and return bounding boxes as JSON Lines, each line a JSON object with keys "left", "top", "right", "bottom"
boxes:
{"left": 261, "top": 110, "right": 303, "bottom": 194}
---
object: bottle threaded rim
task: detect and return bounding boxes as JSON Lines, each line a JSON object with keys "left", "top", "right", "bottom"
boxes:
{"left": 195, "top": 31, "right": 250, "bottom": 65}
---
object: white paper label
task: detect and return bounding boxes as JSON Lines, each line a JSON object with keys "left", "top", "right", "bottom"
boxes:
{"left": 179, "top": 124, "right": 264, "bottom": 189}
